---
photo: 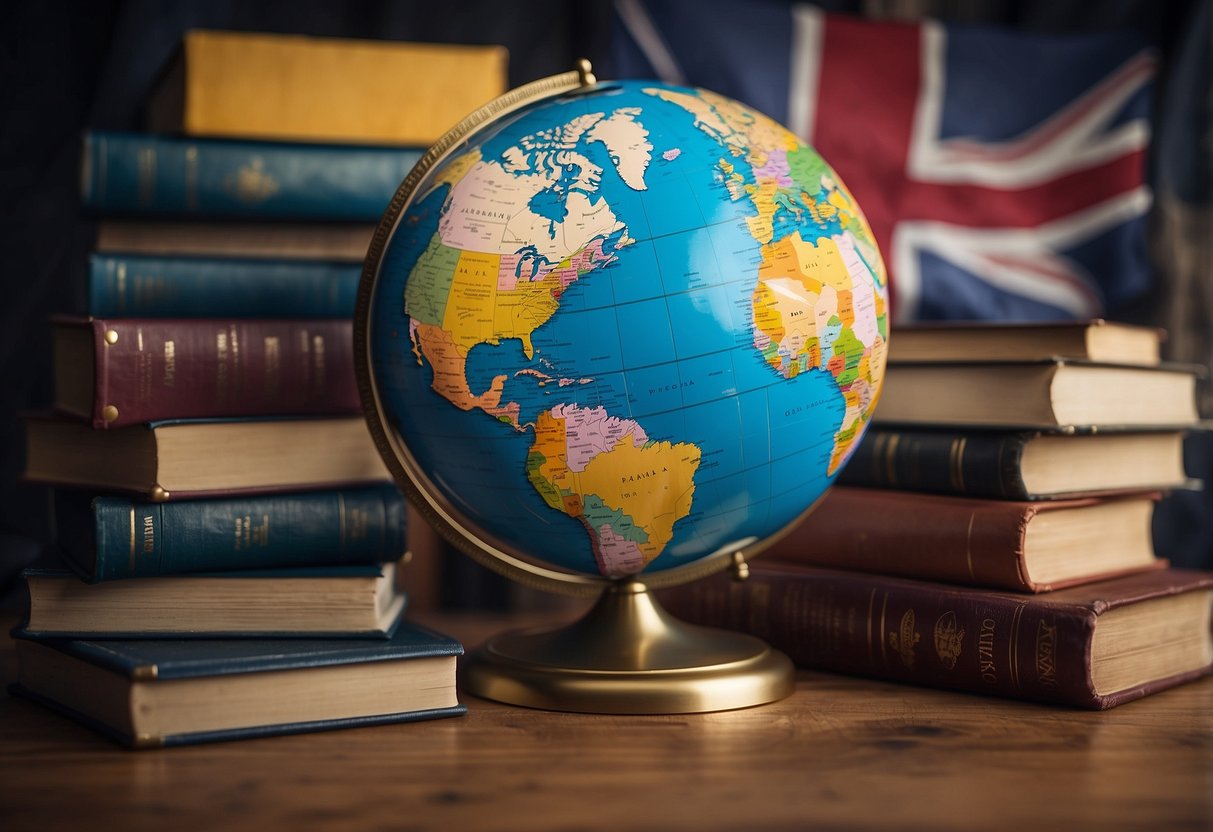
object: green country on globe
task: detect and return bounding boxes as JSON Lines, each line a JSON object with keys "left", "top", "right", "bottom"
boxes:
{"left": 367, "top": 79, "right": 889, "bottom": 580}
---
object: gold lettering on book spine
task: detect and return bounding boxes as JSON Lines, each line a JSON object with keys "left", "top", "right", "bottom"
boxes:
{"left": 162, "top": 340, "right": 176, "bottom": 387}
{"left": 888, "top": 609, "right": 921, "bottom": 669}
{"left": 142, "top": 513, "right": 155, "bottom": 555}
{"left": 216, "top": 330, "right": 229, "bottom": 400}
{"left": 933, "top": 611, "right": 965, "bottom": 669}
{"left": 978, "top": 618, "right": 997, "bottom": 683}
{"left": 1035, "top": 619, "right": 1058, "bottom": 688}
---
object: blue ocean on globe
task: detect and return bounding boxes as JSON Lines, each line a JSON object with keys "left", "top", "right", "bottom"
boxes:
{"left": 368, "top": 79, "right": 888, "bottom": 579}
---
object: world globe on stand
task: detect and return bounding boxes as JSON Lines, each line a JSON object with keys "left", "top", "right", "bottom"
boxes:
{"left": 358, "top": 66, "right": 892, "bottom": 713}
{"left": 362, "top": 76, "right": 889, "bottom": 591}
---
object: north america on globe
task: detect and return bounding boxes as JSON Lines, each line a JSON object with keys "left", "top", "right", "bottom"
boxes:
{"left": 372, "top": 80, "right": 888, "bottom": 579}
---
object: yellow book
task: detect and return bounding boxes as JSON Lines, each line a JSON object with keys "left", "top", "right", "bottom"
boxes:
{"left": 146, "top": 30, "right": 509, "bottom": 145}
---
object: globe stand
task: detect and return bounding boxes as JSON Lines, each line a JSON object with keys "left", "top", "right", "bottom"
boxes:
{"left": 464, "top": 579, "right": 795, "bottom": 714}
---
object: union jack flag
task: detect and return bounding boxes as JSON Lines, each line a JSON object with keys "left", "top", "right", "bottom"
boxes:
{"left": 610, "top": 0, "right": 1156, "bottom": 323}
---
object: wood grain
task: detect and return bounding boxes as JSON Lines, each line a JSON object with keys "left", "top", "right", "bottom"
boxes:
{"left": 1, "top": 611, "right": 1209, "bottom": 832}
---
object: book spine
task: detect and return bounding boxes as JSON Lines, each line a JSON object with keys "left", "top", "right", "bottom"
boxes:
{"left": 88, "top": 254, "right": 360, "bottom": 318}
{"left": 81, "top": 132, "right": 422, "bottom": 221}
{"left": 661, "top": 567, "right": 1102, "bottom": 707}
{"left": 83, "top": 318, "right": 359, "bottom": 427}
{"left": 838, "top": 428, "right": 1031, "bottom": 499}
{"left": 766, "top": 488, "right": 1037, "bottom": 591}
{"left": 86, "top": 486, "right": 405, "bottom": 581}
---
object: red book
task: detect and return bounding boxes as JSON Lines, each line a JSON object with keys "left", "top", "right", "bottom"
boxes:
{"left": 661, "top": 563, "right": 1213, "bottom": 709}
{"left": 764, "top": 486, "right": 1163, "bottom": 592}
{"left": 52, "top": 316, "right": 360, "bottom": 428}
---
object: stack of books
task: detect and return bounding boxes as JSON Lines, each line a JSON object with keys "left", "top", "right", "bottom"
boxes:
{"left": 11, "top": 30, "right": 509, "bottom": 747}
{"left": 665, "top": 320, "right": 1213, "bottom": 708}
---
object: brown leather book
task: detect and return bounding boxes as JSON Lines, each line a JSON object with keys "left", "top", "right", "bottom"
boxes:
{"left": 764, "top": 486, "right": 1163, "bottom": 592}
{"left": 52, "top": 317, "right": 360, "bottom": 428}
{"left": 661, "top": 563, "right": 1213, "bottom": 709}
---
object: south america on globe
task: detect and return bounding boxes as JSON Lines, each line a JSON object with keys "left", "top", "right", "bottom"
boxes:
{"left": 368, "top": 80, "right": 888, "bottom": 580}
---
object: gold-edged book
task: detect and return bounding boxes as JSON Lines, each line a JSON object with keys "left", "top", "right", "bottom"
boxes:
{"left": 23, "top": 561, "right": 405, "bottom": 637}
{"left": 146, "top": 30, "right": 508, "bottom": 146}
{"left": 889, "top": 320, "right": 1164, "bottom": 366}
{"left": 873, "top": 360, "right": 1200, "bottom": 430}
{"left": 23, "top": 415, "right": 390, "bottom": 501}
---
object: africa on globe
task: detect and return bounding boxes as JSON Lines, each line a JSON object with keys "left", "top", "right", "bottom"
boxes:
{"left": 363, "top": 76, "right": 888, "bottom": 584}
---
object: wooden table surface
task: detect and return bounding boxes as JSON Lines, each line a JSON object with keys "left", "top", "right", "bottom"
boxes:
{"left": 1, "top": 610, "right": 1210, "bottom": 832}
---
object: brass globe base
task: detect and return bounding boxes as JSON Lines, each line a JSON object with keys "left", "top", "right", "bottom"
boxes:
{"left": 463, "top": 580, "right": 795, "bottom": 714}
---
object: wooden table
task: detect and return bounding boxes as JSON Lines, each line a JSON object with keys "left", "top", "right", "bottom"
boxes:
{"left": 1, "top": 611, "right": 1210, "bottom": 831}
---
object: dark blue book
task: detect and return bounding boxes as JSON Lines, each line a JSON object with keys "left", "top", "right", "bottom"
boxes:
{"left": 88, "top": 253, "right": 360, "bottom": 318}
{"left": 54, "top": 485, "right": 407, "bottom": 583}
{"left": 11, "top": 619, "right": 465, "bottom": 748}
{"left": 80, "top": 131, "right": 423, "bottom": 220}
{"left": 23, "top": 562, "right": 407, "bottom": 638}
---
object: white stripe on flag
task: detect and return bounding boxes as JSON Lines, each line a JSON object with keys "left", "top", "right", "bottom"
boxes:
{"left": 615, "top": 0, "right": 687, "bottom": 85}
{"left": 789, "top": 4, "right": 825, "bottom": 142}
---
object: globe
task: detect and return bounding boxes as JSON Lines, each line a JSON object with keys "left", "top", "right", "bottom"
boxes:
{"left": 360, "top": 72, "right": 889, "bottom": 595}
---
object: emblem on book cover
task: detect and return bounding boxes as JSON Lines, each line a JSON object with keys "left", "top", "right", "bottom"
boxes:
{"left": 889, "top": 610, "right": 921, "bottom": 668}
{"left": 933, "top": 611, "right": 965, "bottom": 669}
{"left": 226, "top": 157, "right": 280, "bottom": 203}
{"left": 1035, "top": 619, "right": 1058, "bottom": 688}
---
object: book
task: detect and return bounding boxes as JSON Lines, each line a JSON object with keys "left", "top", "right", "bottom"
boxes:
{"left": 54, "top": 485, "right": 406, "bottom": 582}
{"left": 51, "top": 316, "right": 360, "bottom": 428}
{"left": 23, "top": 415, "right": 391, "bottom": 501}
{"left": 22, "top": 561, "right": 407, "bottom": 638}
{"left": 145, "top": 30, "right": 508, "bottom": 146}
{"left": 889, "top": 320, "right": 1163, "bottom": 366}
{"left": 88, "top": 253, "right": 361, "bottom": 318}
{"left": 764, "top": 487, "right": 1162, "bottom": 592}
{"left": 837, "top": 427, "right": 1189, "bottom": 500}
{"left": 873, "top": 360, "right": 1199, "bottom": 429}
{"left": 11, "top": 617, "right": 465, "bottom": 747}
{"left": 81, "top": 132, "right": 423, "bottom": 221}
{"left": 95, "top": 220, "right": 375, "bottom": 261}
{"left": 661, "top": 563, "right": 1213, "bottom": 709}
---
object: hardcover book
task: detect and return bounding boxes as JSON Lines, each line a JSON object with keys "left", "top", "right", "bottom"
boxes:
{"left": 52, "top": 316, "right": 360, "bottom": 428}
{"left": 12, "top": 618, "right": 465, "bottom": 747}
{"left": 23, "top": 561, "right": 406, "bottom": 638}
{"left": 837, "top": 427, "right": 1189, "bottom": 500}
{"left": 54, "top": 485, "right": 406, "bottom": 582}
{"left": 766, "top": 487, "right": 1162, "bottom": 592}
{"left": 874, "top": 360, "right": 1199, "bottom": 429}
{"left": 661, "top": 564, "right": 1213, "bottom": 709}
{"left": 888, "top": 320, "right": 1163, "bottom": 366}
{"left": 23, "top": 415, "right": 391, "bottom": 501}
{"left": 88, "top": 254, "right": 361, "bottom": 318}
{"left": 95, "top": 220, "right": 375, "bottom": 261}
{"left": 145, "top": 30, "right": 507, "bottom": 146}
{"left": 81, "top": 132, "right": 423, "bottom": 221}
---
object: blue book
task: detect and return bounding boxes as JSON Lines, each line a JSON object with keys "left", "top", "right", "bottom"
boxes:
{"left": 80, "top": 131, "right": 423, "bottom": 220}
{"left": 11, "top": 619, "right": 465, "bottom": 748}
{"left": 88, "top": 253, "right": 361, "bottom": 318}
{"left": 22, "top": 562, "right": 407, "bottom": 639}
{"left": 54, "top": 485, "right": 407, "bottom": 583}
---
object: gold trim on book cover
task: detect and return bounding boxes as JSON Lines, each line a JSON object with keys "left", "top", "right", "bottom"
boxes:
{"left": 131, "top": 664, "right": 159, "bottom": 681}
{"left": 949, "top": 437, "right": 967, "bottom": 492}
{"left": 132, "top": 734, "right": 164, "bottom": 749}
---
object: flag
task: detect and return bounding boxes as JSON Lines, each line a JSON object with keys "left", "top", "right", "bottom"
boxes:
{"left": 609, "top": 0, "right": 1156, "bottom": 324}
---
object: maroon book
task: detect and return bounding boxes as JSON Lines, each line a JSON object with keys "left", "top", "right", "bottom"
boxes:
{"left": 660, "top": 563, "right": 1213, "bottom": 709}
{"left": 764, "top": 486, "right": 1164, "bottom": 592}
{"left": 51, "top": 316, "right": 360, "bottom": 428}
